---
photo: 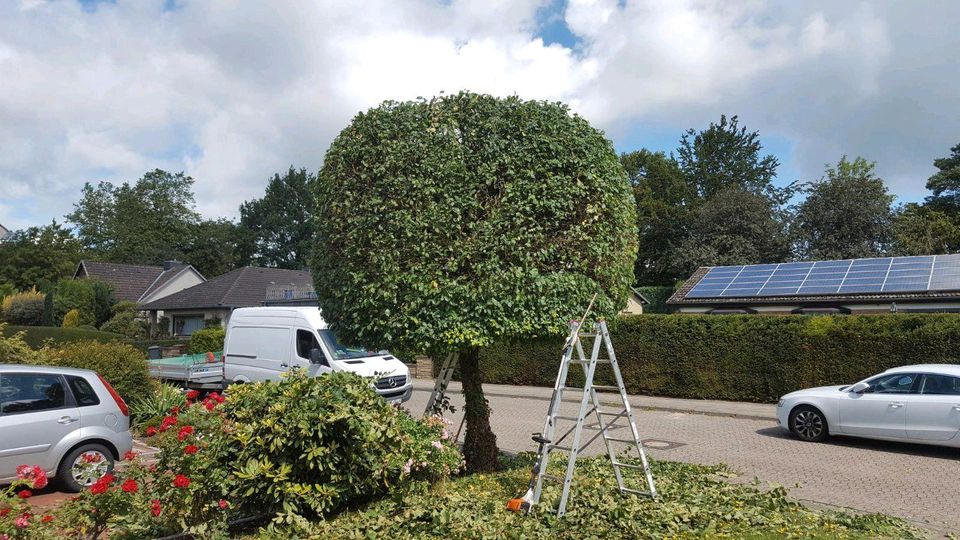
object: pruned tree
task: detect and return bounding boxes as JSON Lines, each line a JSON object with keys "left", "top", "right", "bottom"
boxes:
{"left": 312, "top": 92, "right": 637, "bottom": 472}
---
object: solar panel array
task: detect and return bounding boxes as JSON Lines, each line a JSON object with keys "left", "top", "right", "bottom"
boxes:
{"left": 686, "top": 254, "right": 960, "bottom": 299}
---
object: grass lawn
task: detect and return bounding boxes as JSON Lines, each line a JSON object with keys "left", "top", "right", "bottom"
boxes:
{"left": 287, "top": 454, "right": 924, "bottom": 539}
{"left": 1, "top": 325, "right": 121, "bottom": 348}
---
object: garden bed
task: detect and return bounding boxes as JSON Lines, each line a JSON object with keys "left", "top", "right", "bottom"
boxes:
{"left": 299, "top": 454, "right": 924, "bottom": 539}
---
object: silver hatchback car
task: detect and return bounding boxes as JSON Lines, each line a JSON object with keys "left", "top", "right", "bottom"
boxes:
{"left": 0, "top": 365, "right": 134, "bottom": 491}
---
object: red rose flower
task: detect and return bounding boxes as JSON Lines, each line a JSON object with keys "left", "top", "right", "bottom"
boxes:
{"left": 123, "top": 451, "right": 137, "bottom": 461}
{"left": 218, "top": 499, "right": 229, "bottom": 510}
{"left": 90, "top": 482, "right": 108, "bottom": 495}
{"left": 145, "top": 426, "right": 158, "bottom": 437}
{"left": 100, "top": 473, "right": 115, "bottom": 485}
{"left": 170, "top": 405, "right": 180, "bottom": 415}
{"left": 0, "top": 507, "right": 11, "bottom": 516}
{"left": 41, "top": 515, "right": 53, "bottom": 523}
{"left": 184, "top": 444, "right": 198, "bottom": 455}
{"left": 121, "top": 479, "right": 138, "bottom": 493}
{"left": 151, "top": 499, "right": 162, "bottom": 517}
{"left": 17, "top": 490, "right": 31, "bottom": 499}
{"left": 159, "top": 416, "right": 177, "bottom": 431}
{"left": 186, "top": 390, "right": 200, "bottom": 401}
{"left": 177, "top": 425, "right": 194, "bottom": 441}
{"left": 31, "top": 466, "right": 47, "bottom": 489}
{"left": 203, "top": 400, "right": 216, "bottom": 411}
{"left": 209, "top": 392, "right": 225, "bottom": 403}
{"left": 173, "top": 474, "right": 191, "bottom": 488}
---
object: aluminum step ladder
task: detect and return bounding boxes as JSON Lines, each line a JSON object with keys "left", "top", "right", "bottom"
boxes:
{"left": 424, "top": 352, "right": 459, "bottom": 416}
{"left": 527, "top": 319, "right": 657, "bottom": 517}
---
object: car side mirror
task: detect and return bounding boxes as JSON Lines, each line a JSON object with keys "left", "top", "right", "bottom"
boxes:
{"left": 849, "top": 382, "right": 870, "bottom": 394}
{"left": 310, "top": 348, "right": 327, "bottom": 366}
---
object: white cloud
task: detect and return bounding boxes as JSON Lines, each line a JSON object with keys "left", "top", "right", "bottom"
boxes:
{"left": 0, "top": 0, "right": 958, "bottom": 231}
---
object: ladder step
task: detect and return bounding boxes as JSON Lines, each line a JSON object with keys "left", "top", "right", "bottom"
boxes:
{"left": 578, "top": 332, "right": 598, "bottom": 337}
{"left": 591, "top": 385, "right": 622, "bottom": 392}
{"left": 553, "top": 415, "right": 581, "bottom": 422}
{"left": 612, "top": 461, "right": 647, "bottom": 471}
{"left": 569, "top": 359, "right": 612, "bottom": 364}
{"left": 549, "top": 444, "right": 573, "bottom": 451}
{"left": 605, "top": 436, "right": 639, "bottom": 444}
{"left": 619, "top": 487, "right": 653, "bottom": 496}
{"left": 596, "top": 409, "right": 626, "bottom": 416}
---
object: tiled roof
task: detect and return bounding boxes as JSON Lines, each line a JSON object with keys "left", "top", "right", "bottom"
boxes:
{"left": 75, "top": 261, "right": 166, "bottom": 302}
{"left": 140, "top": 264, "right": 200, "bottom": 301}
{"left": 141, "top": 267, "right": 314, "bottom": 310}
{"left": 668, "top": 266, "right": 960, "bottom": 306}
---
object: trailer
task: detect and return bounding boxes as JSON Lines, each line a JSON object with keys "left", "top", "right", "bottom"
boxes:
{"left": 147, "top": 352, "right": 226, "bottom": 391}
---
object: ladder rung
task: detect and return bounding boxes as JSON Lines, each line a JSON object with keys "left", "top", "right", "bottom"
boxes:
{"left": 578, "top": 332, "right": 598, "bottom": 337}
{"left": 612, "top": 461, "right": 647, "bottom": 470}
{"left": 605, "top": 436, "right": 638, "bottom": 444}
{"left": 549, "top": 444, "right": 573, "bottom": 451}
{"left": 553, "top": 415, "right": 581, "bottom": 422}
{"left": 619, "top": 487, "right": 653, "bottom": 496}
{"left": 596, "top": 409, "right": 626, "bottom": 416}
{"left": 569, "top": 359, "right": 612, "bottom": 364}
{"left": 592, "top": 385, "right": 621, "bottom": 392}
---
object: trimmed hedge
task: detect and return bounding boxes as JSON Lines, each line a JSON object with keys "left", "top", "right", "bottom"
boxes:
{"left": 188, "top": 326, "right": 225, "bottom": 354}
{"left": 0, "top": 325, "right": 121, "bottom": 348}
{"left": 479, "top": 314, "right": 960, "bottom": 403}
{"left": 48, "top": 341, "right": 154, "bottom": 402}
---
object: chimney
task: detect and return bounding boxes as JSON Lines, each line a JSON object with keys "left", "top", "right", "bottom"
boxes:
{"left": 163, "top": 260, "right": 182, "bottom": 271}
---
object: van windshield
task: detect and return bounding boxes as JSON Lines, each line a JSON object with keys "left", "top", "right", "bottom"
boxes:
{"left": 318, "top": 329, "right": 373, "bottom": 360}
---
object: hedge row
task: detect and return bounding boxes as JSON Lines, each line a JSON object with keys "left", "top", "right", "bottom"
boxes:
{"left": 1, "top": 325, "right": 122, "bottom": 348}
{"left": 479, "top": 314, "right": 960, "bottom": 403}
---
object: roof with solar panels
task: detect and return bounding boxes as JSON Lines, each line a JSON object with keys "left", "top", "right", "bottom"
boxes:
{"left": 667, "top": 254, "right": 960, "bottom": 314}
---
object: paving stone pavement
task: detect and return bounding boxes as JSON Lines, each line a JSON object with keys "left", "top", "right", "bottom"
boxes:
{"left": 405, "top": 380, "right": 960, "bottom": 536}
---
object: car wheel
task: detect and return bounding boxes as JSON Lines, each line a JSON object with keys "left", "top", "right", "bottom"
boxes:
{"left": 57, "top": 443, "right": 115, "bottom": 492}
{"left": 789, "top": 405, "right": 829, "bottom": 442}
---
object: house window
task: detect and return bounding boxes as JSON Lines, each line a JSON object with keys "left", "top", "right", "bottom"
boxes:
{"left": 174, "top": 316, "right": 205, "bottom": 336}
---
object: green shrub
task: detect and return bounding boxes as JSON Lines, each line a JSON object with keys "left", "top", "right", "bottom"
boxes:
{"left": 61, "top": 308, "right": 82, "bottom": 328}
{"left": 53, "top": 278, "right": 113, "bottom": 327}
{"left": 100, "top": 311, "right": 148, "bottom": 339}
{"left": 0, "top": 323, "right": 52, "bottom": 364}
{"left": 632, "top": 285, "right": 676, "bottom": 314}
{"left": 129, "top": 383, "right": 187, "bottom": 427}
{"left": 111, "top": 300, "right": 139, "bottom": 315}
{"left": 0, "top": 325, "right": 121, "bottom": 348}
{"left": 0, "top": 283, "right": 15, "bottom": 301}
{"left": 224, "top": 370, "right": 462, "bottom": 529}
{"left": 188, "top": 326, "right": 225, "bottom": 353}
{"left": 1, "top": 289, "right": 45, "bottom": 325}
{"left": 478, "top": 314, "right": 960, "bottom": 403}
{"left": 48, "top": 341, "right": 153, "bottom": 402}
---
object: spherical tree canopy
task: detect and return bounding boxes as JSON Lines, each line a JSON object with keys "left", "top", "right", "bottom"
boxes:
{"left": 313, "top": 92, "right": 637, "bottom": 352}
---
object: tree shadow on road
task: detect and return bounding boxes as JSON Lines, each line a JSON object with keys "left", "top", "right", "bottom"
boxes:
{"left": 755, "top": 426, "right": 960, "bottom": 461}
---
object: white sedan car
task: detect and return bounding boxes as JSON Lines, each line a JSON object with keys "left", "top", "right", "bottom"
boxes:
{"left": 777, "top": 364, "right": 960, "bottom": 447}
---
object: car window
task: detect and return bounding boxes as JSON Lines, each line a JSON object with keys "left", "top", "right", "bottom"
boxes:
{"left": 0, "top": 373, "right": 69, "bottom": 414}
{"left": 865, "top": 373, "right": 919, "bottom": 394}
{"left": 66, "top": 375, "right": 101, "bottom": 407}
{"left": 296, "top": 329, "right": 321, "bottom": 360}
{"left": 919, "top": 374, "right": 960, "bottom": 395}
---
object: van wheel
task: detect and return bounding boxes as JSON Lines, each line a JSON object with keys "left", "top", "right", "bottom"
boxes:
{"left": 789, "top": 406, "right": 829, "bottom": 442}
{"left": 57, "top": 443, "right": 115, "bottom": 492}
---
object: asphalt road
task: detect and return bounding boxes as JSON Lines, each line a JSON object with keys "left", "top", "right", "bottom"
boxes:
{"left": 404, "top": 382, "right": 960, "bottom": 536}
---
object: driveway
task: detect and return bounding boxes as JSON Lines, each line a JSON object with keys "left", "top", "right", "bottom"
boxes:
{"left": 405, "top": 379, "right": 960, "bottom": 535}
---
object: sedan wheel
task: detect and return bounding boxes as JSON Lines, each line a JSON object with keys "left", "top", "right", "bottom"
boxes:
{"left": 57, "top": 443, "right": 115, "bottom": 492}
{"left": 790, "top": 406, "right": 829, "bottom": 442}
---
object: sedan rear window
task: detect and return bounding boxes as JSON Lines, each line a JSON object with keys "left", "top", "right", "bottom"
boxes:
{"left": 66, "top": 375, "right": 101, "bottom": 407}
{"left": 920, "top": 374, "right": 960, "bottom": 395}
{"left": 0, "top": 373, "right": 68, "bottom": 414}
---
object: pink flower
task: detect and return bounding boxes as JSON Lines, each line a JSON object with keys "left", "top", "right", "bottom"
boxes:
{"left": 218, "top": 499, "right": 229, "bottom": 510}
{"left": 15, "top": 465, "right": 31, "bottom": 480}
{"left": 14, "top": 514, "right": 29, "bottom": 528}
{"left": 151, "top": 499, "right": 162, "bottom": 517}
{"left": 402, "top": 458, "right": 413, "bottom": 475}
{"left": 431, "top": 440, "right": 443, "bottom": 450}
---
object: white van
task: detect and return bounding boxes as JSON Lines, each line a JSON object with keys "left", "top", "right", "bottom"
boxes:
{"left": 223, "top": 307, "right": 412, "bottom": 403}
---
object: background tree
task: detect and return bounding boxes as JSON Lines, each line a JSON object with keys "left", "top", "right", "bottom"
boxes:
{"left": 312, "top": 93, "right": 637, "bottom": 472}
{"left": 676, "top": 114, "right": 786, "bottom": 202}
{"left": 237, "top": 167, "right": 317, "bottom": 269}
{"left": 66, "top": 169, "right": 199, "bottom": 265}
{"left": 924, "top": 143, "right": 960, "bottom": 212}
{"left": 675, "top": 187, "right": 790, "bottom": 271}
{"left": 621, "top": 150, "right": 690, "bottom": 285}
{"left": 183, "top": 219, "right": 241, "bottom": 277}
{"left": 892, "top": 203, "right": 960, "bottom": 255}
{"left": 0, "top": 221, "right": 83, "bottom": 291}
{"left": 792, "top": 157, "right": 894, "bottom": 260}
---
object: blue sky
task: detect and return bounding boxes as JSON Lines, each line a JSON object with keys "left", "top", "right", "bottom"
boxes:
{"left": 2, "top": 0, "right": 958, "bottom": 231}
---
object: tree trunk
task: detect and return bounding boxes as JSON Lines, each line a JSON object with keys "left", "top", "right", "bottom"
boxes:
{"left": 459, "top": 347, "right": 499, "bottom": 472}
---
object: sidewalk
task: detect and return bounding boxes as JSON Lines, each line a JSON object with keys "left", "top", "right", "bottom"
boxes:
{"left": 411, "top": 378, "right": 777, "bottom": 421}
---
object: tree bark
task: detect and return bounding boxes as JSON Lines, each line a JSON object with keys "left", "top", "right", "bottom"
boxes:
{"left": 459, "top": 347, "right": 499, "bottom": 472}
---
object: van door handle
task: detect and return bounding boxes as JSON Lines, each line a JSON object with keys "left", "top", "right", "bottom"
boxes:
{"left": 889, "top": 402, "right": 903, "bottom": 409}
{"left": 280, "top": 363, "right": 289, "bottom": 368}
{"left": 58, "top": 416, "right": 79, "bottom": 424}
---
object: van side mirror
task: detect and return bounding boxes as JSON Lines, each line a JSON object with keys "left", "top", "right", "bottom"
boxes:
{"left": 310, "top": 349, "right": 328, "bottom": 366}
{"left": 849, "top": 382, "right": 870, "bottom": 394}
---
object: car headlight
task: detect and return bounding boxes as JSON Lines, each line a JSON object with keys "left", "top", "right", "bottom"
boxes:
{"left": 777, "top": 399, "right": 784, "bottom": 408}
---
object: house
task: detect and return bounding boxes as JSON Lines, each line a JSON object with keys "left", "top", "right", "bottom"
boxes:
{"left": 73, "top": 260, "right": 206, "bottom": 304}
{"left": 668, "top": 254, "right": 960, "bottom": 314}
{"left": 0, "top": 223, "right": 10, "bottom": 241}
{"left": 141, "top": 267, "right": 314, "bottom": 336}
{"left": 620, "top": 288, "right": 650, "bottom": 315}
